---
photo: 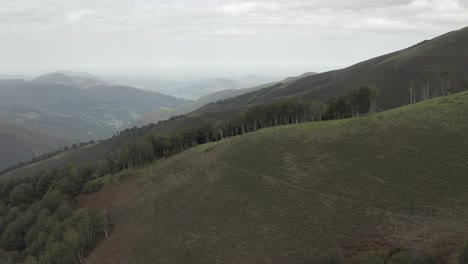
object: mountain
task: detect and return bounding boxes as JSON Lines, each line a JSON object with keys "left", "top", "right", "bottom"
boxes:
{"left": 0, "top": 78, "right": 189, "bottom": 169}
{"left": 137, "top": 27, "right": 468, "bottom": 135}
{"left": 84, "top": 92, "right": 468, "bottom": 264}
{"left": 226, "top": 29, "right": 468, "bottom": 110}
{"left": 32, "top": 72, "right": 108, "bottom": 89}
{"left": 0, "top": 74, "right": 31, "bottom": 80}
{"left": 133, "top": 73, "right": 316, "bottom": 127}
{"left": 168, "top": 78, "right": 247, "bottom": 99}
{"left": 0, "top": 80, "right": 188, "bottom": 129}
{"left": 0, "top": 110, "right": 68, "bottom": 170}
{"left": 103, "top": 75, "right": 278, "bottom": 99}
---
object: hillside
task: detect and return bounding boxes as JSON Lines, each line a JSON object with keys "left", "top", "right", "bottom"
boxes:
{"left": 146, "top": 27, "right": 468, "bottom": 135}
{"left": 0, "top": 77, "right": 189, "bottom": 169}
{"left": 0, "top": 112, "right": 67, "bottom": 170}
{"left": 84, "top": 92, "right": 468, "bottom": 264}
{"left": 0, "top": 124, "right": 158, "bottom": 179}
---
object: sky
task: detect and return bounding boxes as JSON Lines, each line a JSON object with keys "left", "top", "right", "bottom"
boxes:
{"left": 1, "top": 0, "right": 468, "bottom": 80}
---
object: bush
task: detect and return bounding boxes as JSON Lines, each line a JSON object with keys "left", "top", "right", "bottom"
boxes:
{"left": 82, "top": 179, "right": 104, "bottom": 194}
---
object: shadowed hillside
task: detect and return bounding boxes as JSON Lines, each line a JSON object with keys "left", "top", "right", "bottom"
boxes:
{"left": 85, "top": 92, "right": 468, "bottom": 264}
{"left": 0, "top": 110, "right": 68, "bottom": 170}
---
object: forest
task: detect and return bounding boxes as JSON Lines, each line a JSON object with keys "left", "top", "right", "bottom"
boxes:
{"left": 0, "top": 165, "right": 109, "bottom": 264}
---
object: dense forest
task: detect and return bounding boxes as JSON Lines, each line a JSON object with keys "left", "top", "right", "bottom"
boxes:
{"left": 0, "top": 165, "right": 110, "bottom": 264}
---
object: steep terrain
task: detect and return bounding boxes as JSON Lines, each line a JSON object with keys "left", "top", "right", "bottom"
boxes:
{"left": 85, "top": 92, "right": 468, "bottom": 264}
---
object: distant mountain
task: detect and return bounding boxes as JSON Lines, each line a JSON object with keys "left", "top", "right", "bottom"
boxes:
{"left": 132, "top": 74, "right": 306, "bottom": 126}
{"left": 0, "top": 74, "right": 31, "bottom": 81}
{"left": 0, "top": 80, "right": 188, "bottom": 124}
{"left": 175, "top": 77, "right": 280, "bottom": 99}
{"left": 0, "top": 110, "right": 67, "bottom": 170}
{"left": 32, "top": 72, "right": 108, "bottom": 89}
{"left": 0, "top": 78, "right": 189, "bottom": 169}
{"left": 102, "top": 75, "right": 278, "bottom": 99}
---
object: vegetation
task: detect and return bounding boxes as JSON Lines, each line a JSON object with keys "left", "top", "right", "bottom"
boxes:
{"left": 0, "top": 165, "right": 110, "bottom": 263}
{"left": 1, "top": 88, "right": 466, "bottom": 263}
{"left": 0, "top": 140, "right": 99, "bottom": 177}
{"left": 325, "top": 86, "right": 379, "bottom": 119}
{"left": 116, "top": 87, "right": 376, "bottom": 170}
{"left": 83, "top": 92, "right": 468, "bottom": 263}
{"left": 317, "top": 244, "right": 468, "bottom": 264}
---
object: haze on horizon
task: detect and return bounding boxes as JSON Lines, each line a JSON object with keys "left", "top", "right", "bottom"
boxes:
{"left": 1, "top": 0, "right": 468, "bottom": 79}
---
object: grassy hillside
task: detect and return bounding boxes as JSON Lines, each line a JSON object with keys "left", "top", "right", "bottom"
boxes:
{"left": 85, "top": 92, "right": 468, "bottom": 264}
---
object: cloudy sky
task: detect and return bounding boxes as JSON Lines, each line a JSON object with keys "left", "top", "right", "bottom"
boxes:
{"left": 1, "top": 0, "right": 467, "bottom": 79}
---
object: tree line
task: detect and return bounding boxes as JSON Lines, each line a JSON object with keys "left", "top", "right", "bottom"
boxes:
{"left": 116, "top": 86, "right": 379, "bottom": 170}
{"left": 409, "top": 70, "right": 468, "bottom": 104}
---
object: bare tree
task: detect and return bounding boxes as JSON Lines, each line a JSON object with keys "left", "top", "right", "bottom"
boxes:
{"left": 440, "top": 69, "right": 452, "bottom": 96}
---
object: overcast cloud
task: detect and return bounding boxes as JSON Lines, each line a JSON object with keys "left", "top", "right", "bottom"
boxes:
{"left": 1, "top": 0, "right": 467, "bottom": 79}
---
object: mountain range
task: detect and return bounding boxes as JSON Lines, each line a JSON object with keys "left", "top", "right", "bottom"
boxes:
{"left": 0, "top": 74, "right": 189, "bottom": 170}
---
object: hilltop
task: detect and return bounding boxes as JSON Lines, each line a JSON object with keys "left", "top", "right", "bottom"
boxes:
{"left": 32, "top": 72, "right": 108, "bottom": 89}
{"left": 84, "top": 92, "right": 468, "bottom": 264}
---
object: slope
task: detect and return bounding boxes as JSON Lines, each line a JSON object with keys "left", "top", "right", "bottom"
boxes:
{"left": 0, "top": 111, "right": 68, "bottom": 170}
{"left": 150, "top": 27, "right": 468, "bottom": 134}
{"left": 0, "top": 124, "right": 157, "bottom": 179}
{"left": 85, "top": 92, "right": 468, "bottom": 264}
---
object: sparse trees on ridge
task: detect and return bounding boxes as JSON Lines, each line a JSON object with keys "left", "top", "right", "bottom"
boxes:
{"left": 116, "top": 87, "right": 383, "bottom": 171}
{"left": 408, "top": 69, "right": 464, "bottom": 104}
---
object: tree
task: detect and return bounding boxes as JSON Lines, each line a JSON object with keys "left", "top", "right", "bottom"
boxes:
{"left": 459, "top": 78, "right": 468, "bottom": 92}
{"left": 419, "top": 75, "right": 431, "bottom": 101}
{"left": 440, "top": 69, "right": 452, "bottom": 96}
{"left": 9, "top": 183, "right": 34, "bottom": 206}
{"left": 93, "top": 211, "right": 110, "bottom": 238}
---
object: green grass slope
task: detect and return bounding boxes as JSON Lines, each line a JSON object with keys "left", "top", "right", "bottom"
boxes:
{"left": 86, "top": 92, "right": 468, "bottom": 264}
